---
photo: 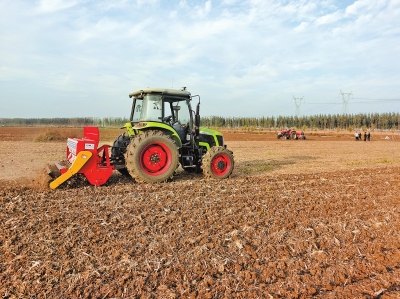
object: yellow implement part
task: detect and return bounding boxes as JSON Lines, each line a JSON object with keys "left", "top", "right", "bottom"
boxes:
{"left": 49, "top": 151, "right": 93, "bottom": 189}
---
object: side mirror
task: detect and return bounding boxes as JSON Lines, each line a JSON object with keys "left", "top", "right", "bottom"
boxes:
{"left": 195, "top": 102, "right": 200, "bottom": 127}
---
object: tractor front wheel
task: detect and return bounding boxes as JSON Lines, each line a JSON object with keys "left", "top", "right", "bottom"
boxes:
{"left": 125, "top": 130, "right": 179, "bottom": 183}
{"left": 202, "top": 146, "right": 234, "bottom": 179}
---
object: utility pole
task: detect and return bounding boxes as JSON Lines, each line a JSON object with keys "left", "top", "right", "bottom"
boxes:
{"left": 293, "top": 96, "right": 304, "bottom": 116}
{"left": 339, "top": 90, "right": 352, "bottom": 114}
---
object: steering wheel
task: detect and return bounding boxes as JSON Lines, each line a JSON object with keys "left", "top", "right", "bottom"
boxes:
{"left": 163, "top": 115, "right": 173, "bottom": 124}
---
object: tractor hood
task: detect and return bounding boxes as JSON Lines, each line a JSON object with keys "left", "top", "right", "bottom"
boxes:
{"left": 199, "top": 127, "right": 224, "bottom": 148}
{"left": 199, "top": 127, "right": 223, "bottom": 137}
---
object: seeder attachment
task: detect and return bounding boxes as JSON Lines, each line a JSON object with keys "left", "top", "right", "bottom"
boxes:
{"left": 48, "top": 126, "right": 114, "bottom": 189}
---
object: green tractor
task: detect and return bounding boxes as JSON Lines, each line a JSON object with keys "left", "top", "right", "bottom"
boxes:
{"left": 111, "top": 87, "right": 234, "bottom": 183}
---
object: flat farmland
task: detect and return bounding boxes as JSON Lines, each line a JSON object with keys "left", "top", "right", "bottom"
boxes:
{"left": 1, "top": 127, "right": 400, "bottom": 298}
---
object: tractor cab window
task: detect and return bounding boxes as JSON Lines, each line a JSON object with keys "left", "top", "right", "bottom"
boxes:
{"left": 164, "top": 99, "right": 192, "bottom": 142}
{"left": 132, "top": 99, "right": 142, "bottom": 123}
{"left": 139, "top": 95, "right": 162, "bottom": 122}
{"left": 162, "top": 99, "right": 192, "bottom": 128}
{"left": 172, "top": 100, "right": 192, "bottom": 129}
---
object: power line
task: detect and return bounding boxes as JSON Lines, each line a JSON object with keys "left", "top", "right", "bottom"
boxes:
{"left": 306, "top": 99, "right": 400, "bottom": 105}
{"left": 351, "top": 99, "right": 400, "bottom": 103}
{"left": 301, "top": 97, "right": 341, "bottom": 115}
{"left": 258, "top": 97, "right": 400, "bottom": 118}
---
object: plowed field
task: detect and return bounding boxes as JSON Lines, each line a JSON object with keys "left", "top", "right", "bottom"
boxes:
{"left": 1, "top": 127, "right": 400, "bottom": 298}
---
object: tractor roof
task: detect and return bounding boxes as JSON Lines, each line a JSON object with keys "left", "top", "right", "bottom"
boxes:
{"left": 129, "top": 88, "right": 191, "bottom": 99}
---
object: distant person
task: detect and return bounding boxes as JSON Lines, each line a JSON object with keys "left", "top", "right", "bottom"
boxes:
{"left": 367, "top": 132, "right": 371, "bottom": 141}
{"left": 354, "top": 132, "right": 358, "bottom": 141}
{"left": 364, "top": 132, "right": 367, "bottom": 141}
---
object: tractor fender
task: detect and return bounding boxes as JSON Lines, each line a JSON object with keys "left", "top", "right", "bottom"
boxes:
{"left": 131, "top": 122, "right": 182, "bottom": 148}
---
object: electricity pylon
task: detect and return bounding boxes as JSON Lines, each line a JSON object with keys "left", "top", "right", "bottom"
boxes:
{"left": 339, "top": 90, "right": 352, "bottom": 114}
{"left": 293, "top": 96, "right": 304, "bottom": 116}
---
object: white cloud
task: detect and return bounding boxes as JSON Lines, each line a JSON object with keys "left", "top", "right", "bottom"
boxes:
{"left": 294, "top": 21, "right": 309, "bottom": 32}
{"left": 178, "top": 0, "right": 187, "bottom": 9}
{"left": 37, "top": 0, "right": 80, "bottom": 13}
{"left": 291, "top": 61, "right": 320, "bottom": 71}
{"left": 135, "top": 0, "right": 160, "bottom": 7}
{"left": 168, "top": 10, "right": 178, "bottom": 18}
{"left": 237, "top": 63, "right": 278, "bottom": 86}
{"left": 314, "top": 11, "right": 342, "bottom": 25}
{"left": 127, "top": 18, "right": 155, "bottom": 37}
{"left": 222, "top": 0, "right": 240, "bottom": 5}
{"left": 194, "top": 0, "right": 212, "bottom": 18}
{"left": 75, "top": 18, "right": 129, "bottom": 41}
{"left": 95, "top": 0, "right": 130, "bottom": 11}
{"left": 345, "top": 0, "right": 389, "bottom": 15}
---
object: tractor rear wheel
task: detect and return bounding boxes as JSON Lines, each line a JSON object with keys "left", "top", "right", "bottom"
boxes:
{"left": 202, "top": 146, "right": 234, "bottom": 179}
{"left": 124, "top": 130, "right": 179, "bottom": 183}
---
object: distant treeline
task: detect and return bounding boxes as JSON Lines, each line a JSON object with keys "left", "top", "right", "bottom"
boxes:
{"left": 1, "top": 112, "right": 399, "bottom": 130}
{"left": 0, "top": 117, "right": 128, "bottom": 128}
{"left": 202, "top": 112, "right": 400, "bottom": 131}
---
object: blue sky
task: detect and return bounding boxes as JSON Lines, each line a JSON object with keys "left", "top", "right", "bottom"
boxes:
{"left": 1, "top": 0, "right": 399, "bottom": 118}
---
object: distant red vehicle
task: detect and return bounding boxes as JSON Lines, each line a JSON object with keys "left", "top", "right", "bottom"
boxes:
{"left": 277, "top": 129, "right": 306, "bottom": 140}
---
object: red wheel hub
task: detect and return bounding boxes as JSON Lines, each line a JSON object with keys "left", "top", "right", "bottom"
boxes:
{"left": 211, "top": 153, "right": 231, "bottom": 176}
{"left": 140, "top": 142, "right": 172, "bottom": 176}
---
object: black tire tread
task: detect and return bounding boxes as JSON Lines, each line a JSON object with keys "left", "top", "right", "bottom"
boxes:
{"left": 202, "top": 146, "right": 234, "bottom": 179}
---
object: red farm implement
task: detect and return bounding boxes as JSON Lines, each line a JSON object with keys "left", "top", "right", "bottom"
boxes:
{"left": 48, "top": 126, "right": 114, "bottom": 189}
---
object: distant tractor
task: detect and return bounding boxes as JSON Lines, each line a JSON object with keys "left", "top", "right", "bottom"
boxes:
{"left": 49, "top": 88, "right": 234, "bottom": 188}
{"left": 277, "top": 129, "right": 306, "bottom": 140}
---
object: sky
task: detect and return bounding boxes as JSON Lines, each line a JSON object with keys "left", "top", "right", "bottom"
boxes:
{"left": 1, "top": 0, "right": 400, "bottom": 118}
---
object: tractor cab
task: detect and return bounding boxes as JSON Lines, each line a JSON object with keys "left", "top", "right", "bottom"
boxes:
{"left": 128, "top": 88, "right": 194, "bottom": 145}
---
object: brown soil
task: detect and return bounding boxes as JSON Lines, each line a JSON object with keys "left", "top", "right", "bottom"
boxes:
{"left": 1, "top": 127, "right": 400, "bottom": 298}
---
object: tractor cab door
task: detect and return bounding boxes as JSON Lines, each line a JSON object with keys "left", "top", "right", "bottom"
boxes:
{"left": 130, "top": 98, "right": 142, "bottom": 123}
{"left": 164, "top": 99, "right": 192, "bottom": 142}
